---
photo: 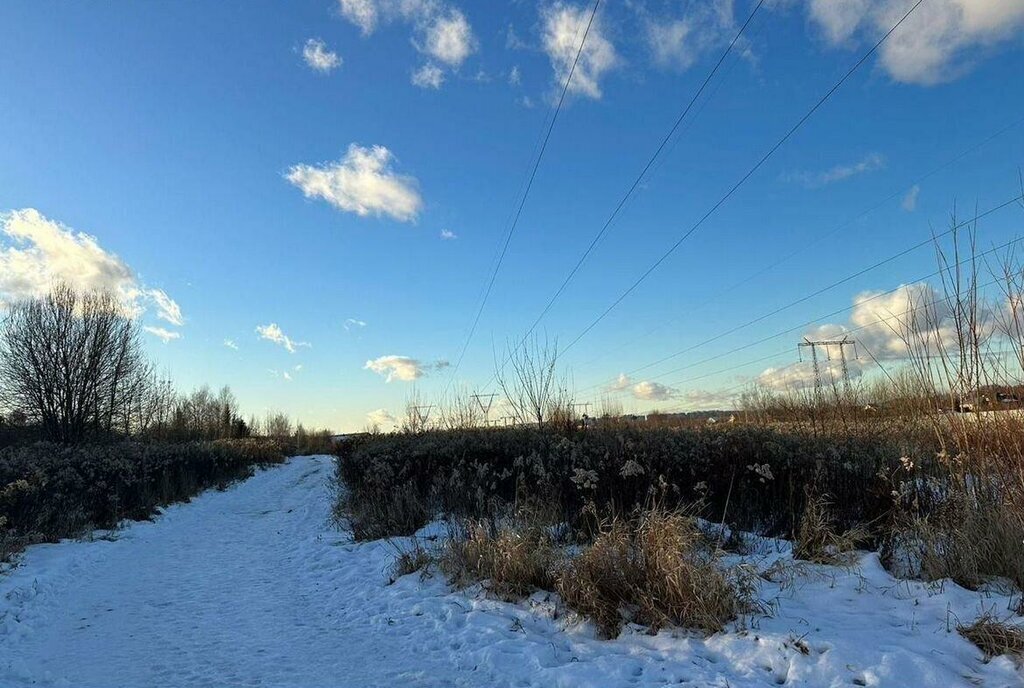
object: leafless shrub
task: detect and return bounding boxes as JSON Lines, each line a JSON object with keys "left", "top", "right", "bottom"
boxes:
{"left": 495, "top": 334, "right": 573, "bottom": 428}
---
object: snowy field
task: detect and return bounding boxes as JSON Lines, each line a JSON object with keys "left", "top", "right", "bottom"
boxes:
{"left": 1, "top": 455, "right": 1021, "bottom": 687}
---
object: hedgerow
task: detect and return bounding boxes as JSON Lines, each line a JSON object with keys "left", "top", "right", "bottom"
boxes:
{"left": 0, "top": 438, "right": 284, "bottom": 560}
{"left": 336, "top": 425, "right": 929, "bottom": 541}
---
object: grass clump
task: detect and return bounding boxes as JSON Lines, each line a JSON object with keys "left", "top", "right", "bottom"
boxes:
{"left": 557, "top": 507, "right": 741, "bottom": 638}
{"left": 440, "top": 517, "right": 560, "bottom": 599}
{"left": 882, "top": 488, "right": 1024, "bottom": 592}
{"left": 958, "top": 613, "right": 1024, "bottom": 660}
{"left": 793, "top": 492, "right": 870, "bottom": 565}
{"left": 388, "top": 538, "right": 433, "bottom": 583}
{"left": 340, "top": 482, "right": 432, "bottom": 542}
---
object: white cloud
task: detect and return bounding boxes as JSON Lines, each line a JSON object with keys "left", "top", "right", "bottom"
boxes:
{"left": 303, "top": 38, "right": 342, "bottom": 73}
{"left": 366, "top": 407, "right": 398, "bottom": 429}
{"left": 0, "top": 209, "right": 183, "bottom": 325}
{"left": 256, "top": 323, "right": 310, "bottom": 353}
{"left": 344, "top": 318, "right": 367, "bottom": 330}
{"left": 633, "top": 380, "right": 677, "bottom": 401}
{"left": 509, "top": 65, "right": 521, "bottom": 85}
{"left": 364, "top": 354, "right": 426, "bottom": 382}
{"left": 677, "top": 388, "right": 738, "bottom": 410}
{"left": 337, "top": 0, "right": 477, "bottom": 83}
{"left": 807, "top": 0, "right": 1024, "bottom": 85}
{"left": 440, "top": 228, "right": 457, "bottom": 240}
{"left": 646, "top": 0, "right": 740, "bottom": 71}
{"left": 287, "top": 144, "right": 423, "bottom": 222}
{"left": 421, "top": 9, "right": 476, "bottom": 66}
{"left": 756, "top": 282, "right": 968, "bottom": 391}
{"left": 147, "top": 288, "right": 184, "bottom": 326}
{"left": 338, "top": 0, "right": 379, "bottom": 34}
{"left": 541, "top": 2, "right": 619, "bottom": 100}
{"left": 902, "top": 184, "right": 920, "bottom": 211}
{"left": 786, "top": 152, "right": 886, "bottom": 187}
{"left": 223, "top": 338, "right": 239, "bottom": 350}
{"left": 411, "top": 62, "right": 445, "bottom": 89}
{"left": 809, "top": 0, "right": 872, "bottom": 44}
{"left": 144, "top": 326, "right": 181, "bottom": 343}
{"left": 605, "top": 372, "right": 633, "bottom": 392}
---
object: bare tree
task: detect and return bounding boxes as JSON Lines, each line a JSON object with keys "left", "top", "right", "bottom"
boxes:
{"left": 263, "top": 411, "right": 293, "bottom": 439}
{"left": 494, "top": 334, "right": 572, "bottom": 427}
{"left": 0, "top": 284, "right": 149, "bottom": 443}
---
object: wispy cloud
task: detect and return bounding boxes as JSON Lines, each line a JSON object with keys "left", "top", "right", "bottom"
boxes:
{"left": 411, "top": 63, "right": 445, "bottom": 89}
{"left": 605, "top": 372, "right": 633, "bottom": 392}
{"left": 902, "top": 184, "right": 920, "bottom": 212}
{"left": 541, "top": 2, "right": 619, "bottom": 100}
{"left": 302, "top": 38, "right": 342, "bottom": 73}
{"left": 337, "top": 0, "right": 476, "bottom": 87}
{"left": 223, "top": 338, "right": 239, "bottom": 350}
{"left": 440, "top": 228, "right": 457, "bottom": 240}
{"left": 646, "top": 0, "right": 742, "bottom": 72}
{"left": 147, "top": 288, "right": 184, "bottom": 326}
{"left": 144, "top": 326, "right": 181, "bottom": 343}
{"left": 807, "top": 0, "right": 1024, "bottom": 85}
{"left": 256, "top": 323, "right": 310, "bottom": 353}
{"left": 785, "top": 152, "right": 886, "bottom": 188}
{"left": 344, "top": 318, "right": 367, "bottom": 331}
{"left": 286, "top": 144, "right": 423, "bottom": 222}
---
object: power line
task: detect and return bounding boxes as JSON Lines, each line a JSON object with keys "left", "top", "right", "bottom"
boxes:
{"left": 579, "top": 192, "right": 1023, "bottom": 394}
{"left": 555, "top": 0, "right": 929, "bottom": 360}
{"left": 478, "top": 0, "right": 769, "bottom": 391}
{"left": 647, "top": 237, "right": 1024, "bottom": 390}
{"left": 572, "top": 113, "right": 1024, "bottom": 375}
{"left": 443, "top": 0, "right": 602, "bottom": 392}
{"left": 507, "top": 0, "right": 768, "bottom": 354}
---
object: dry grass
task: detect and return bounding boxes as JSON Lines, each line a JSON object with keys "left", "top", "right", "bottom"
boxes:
{"left": 339, "top": 483, "right": 432, "bottom": 542}
{"left": 882, "top": 490, "right": 1024, "bottom": 591}
{"left": 958, "top": 613, "right": 1024, "bottom": 660}
{"left": 556, "top": 508, "right": 741, "bottom": 638}
{"left": 793, "top": 493, "right": 870, "bottom": 565}
{"left": 388, "top": 538, "right": 433, "bottom": 583}
{"left": 440, "top": 520, "right": 560, "bottom": 599}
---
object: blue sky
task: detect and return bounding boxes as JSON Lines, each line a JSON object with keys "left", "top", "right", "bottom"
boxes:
{"left": 2, "top": 0, "right": 1024, "bottom": 431}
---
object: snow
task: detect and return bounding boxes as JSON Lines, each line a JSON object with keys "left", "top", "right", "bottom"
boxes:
{"left": 1, "top": 455, "right": 1021, "bottom": 687}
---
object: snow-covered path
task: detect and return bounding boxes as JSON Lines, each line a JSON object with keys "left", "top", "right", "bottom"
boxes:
{"left": 2, "top": 455, "right": 1022, "bottom": 687}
